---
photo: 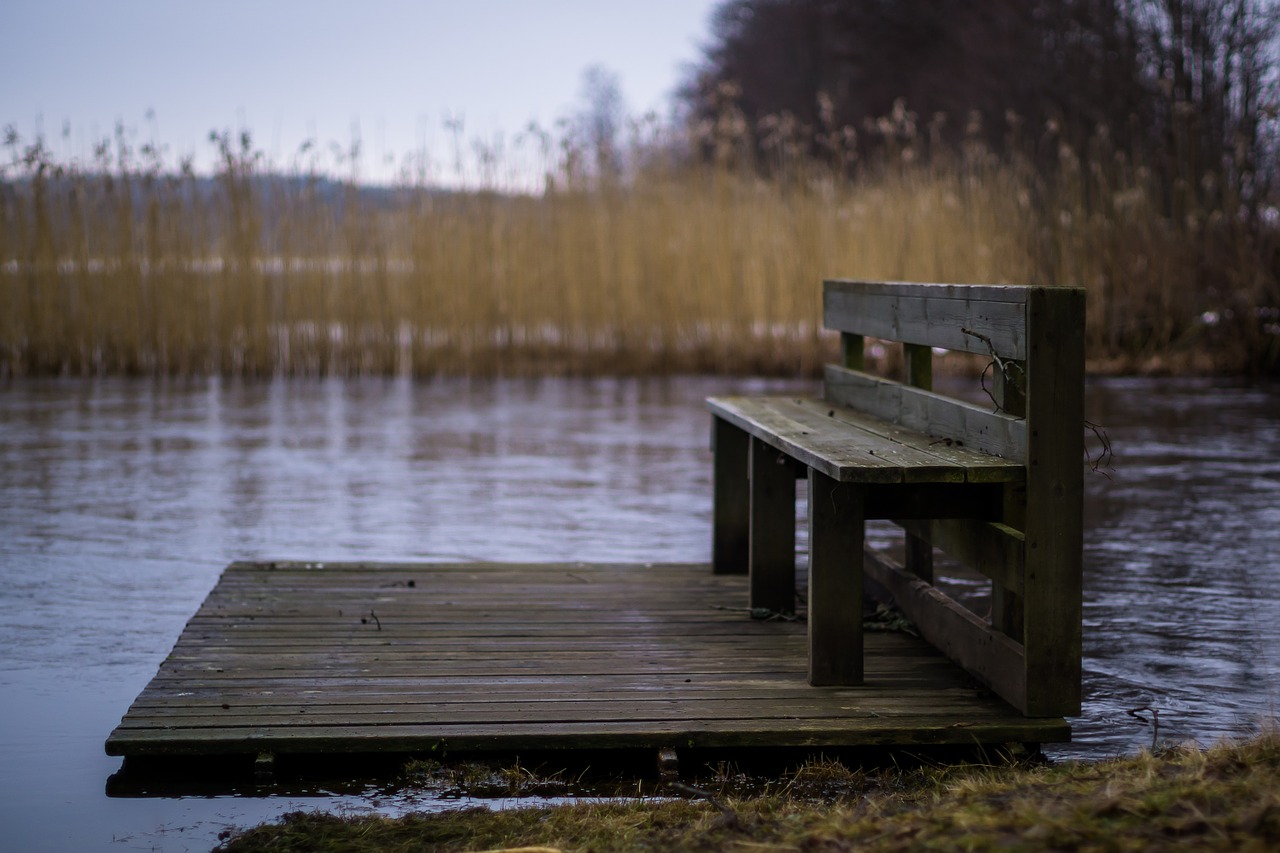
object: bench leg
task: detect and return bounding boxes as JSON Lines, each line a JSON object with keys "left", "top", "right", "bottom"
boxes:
{"left": 711, "top": 417, "right": 749, "bottom": 575}
{"left": 993, "top": 585, "right": 1025, "bottom": 643}
{"left": 748, "top": 436, "right": 796, "bottom": 613}
{"left": 807, "top": 470, "right": 864, "bottom": 686}
{"left": 905, "top": 529, "right": 934, "bottom": 584}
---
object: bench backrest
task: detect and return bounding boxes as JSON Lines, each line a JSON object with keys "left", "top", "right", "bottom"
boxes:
{"left": 823, "top": 279, "right": 1085, "bottom": 717}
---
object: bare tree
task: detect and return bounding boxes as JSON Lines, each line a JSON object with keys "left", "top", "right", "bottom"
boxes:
{"left": 575, "top": 64, "right": 627, "bottom": 182}
{"left": 680, "top": 0, "right": 1278, "bottom": 205}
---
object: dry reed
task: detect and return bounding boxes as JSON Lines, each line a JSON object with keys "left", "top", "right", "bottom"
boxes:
{"left": 2, "top": 112, "right": 1276, "bottom": 378}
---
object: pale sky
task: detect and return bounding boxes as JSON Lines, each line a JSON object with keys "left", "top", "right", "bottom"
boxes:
{"left": 3, "top": 0, "right": 721, "bottom": 185}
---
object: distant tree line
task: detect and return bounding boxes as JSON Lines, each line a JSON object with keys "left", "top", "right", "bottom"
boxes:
{"left": 681, "top": 0, "right": 1279, "bottom": 220}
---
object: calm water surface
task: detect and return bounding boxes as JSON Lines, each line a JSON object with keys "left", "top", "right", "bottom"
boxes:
{"left": 1, "top": 375, "right": 1278, "bottom": 851}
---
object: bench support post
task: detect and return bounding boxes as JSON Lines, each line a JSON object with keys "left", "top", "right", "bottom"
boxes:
{"left": 807, "top": 470, "right": 864, "bottom": 685}
{"left": 748, "top": 436, "right": 796, "bottom": 613}
{"left": 840, "top": 333, "right": 864, "bottom": 370}
{"left": 1020, "top": 288, "right": 1084, "bottom": 716}
{"left": 903, "top": 343, "right": 935, "bottom": 583}
{"left": 992, "top": 357, "right": 1027, "bottom": 639}
{"left": 711, "top": 418, "right": 750, "bottom": 574}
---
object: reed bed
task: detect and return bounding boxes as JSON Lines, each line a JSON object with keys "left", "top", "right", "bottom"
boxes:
{"left": 2, "top": 117, "right": 1276, "bottom": 378}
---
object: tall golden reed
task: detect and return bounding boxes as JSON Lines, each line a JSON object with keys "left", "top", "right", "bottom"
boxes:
{"left": 1, "top": 114, "right": 1275, "bottom": 378}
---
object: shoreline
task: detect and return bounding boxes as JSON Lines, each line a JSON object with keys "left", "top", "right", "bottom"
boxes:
{"left": 217, "top": 731, "right": 1280, "bottom": 852}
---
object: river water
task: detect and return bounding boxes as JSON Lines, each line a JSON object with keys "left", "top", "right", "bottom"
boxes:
{"left": 1, "top": 375, "right": 1277, "bottom": 851}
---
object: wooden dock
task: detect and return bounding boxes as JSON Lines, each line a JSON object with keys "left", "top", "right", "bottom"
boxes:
{"left": 106, "top": 561, "right": 1068, "bottom": 760}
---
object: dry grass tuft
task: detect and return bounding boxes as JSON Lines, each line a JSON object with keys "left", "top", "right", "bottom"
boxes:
{"left": 216, "top": 731, "right": 1280, "bottom": 852}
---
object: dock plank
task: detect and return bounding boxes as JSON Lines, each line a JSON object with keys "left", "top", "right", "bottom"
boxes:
{"left": 106, "top": 562, "right": 1068, "bottom": 757}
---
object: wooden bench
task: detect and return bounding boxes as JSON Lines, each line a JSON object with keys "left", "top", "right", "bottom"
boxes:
{"left": 707, "top": 280, "right": 1085, "bottom": 717}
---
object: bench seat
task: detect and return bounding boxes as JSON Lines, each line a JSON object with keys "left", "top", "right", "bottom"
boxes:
{"left": 707, "top": 395, "right": 1023, "bottom": 485}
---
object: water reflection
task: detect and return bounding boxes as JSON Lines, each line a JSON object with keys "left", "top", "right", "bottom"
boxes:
{"left": 1, "top": 375, "right": 1278, "bottom": 849}
{"left": 0, "top": 375, "right": 811, "bottom": 851}
{"left": 1071, "top": 378, "right": 1280, "bottom": 756}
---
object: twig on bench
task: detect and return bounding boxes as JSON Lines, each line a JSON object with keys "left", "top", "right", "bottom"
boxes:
{"left": 964, "top": 327, "right": 1117, "bottom": 479}
{"left": 962, "top": 327, "right": 1025, "bottom": 416}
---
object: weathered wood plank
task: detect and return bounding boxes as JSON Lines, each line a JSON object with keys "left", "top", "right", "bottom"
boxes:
{"left": 1020, "top": 286, "right": 1085, "bottom": 716}
{"left": 123, "top": 679, "right": 961, "bottom": 708}
{"left": 824, "top": 280, "right": 1028, "bottom": 358}
{"left": 172, "top": 626, "right": 796, "bottom": 643}
{"left": 107, "top": 714, "right": 1069, "bottom": 757}
{"left": 771, "top": 399, "right": 963, "bottom": 483}
{"left": 155, "top": 660, "right": 811, "bottom": 678}
{"left": 711, "top": 397, "right": 905, "bottom": 483}
{"left": 124, "top": 680, "right": 967, "bottom": 709}
{"left": 709, "top": 396, "right": 1022, "bottom": 484}
{"left": 107, "top": 561, "right": 1070, "bottom": 760}
{"left": 823, "top": 365, "right": 1028, "bottom": 460}
{"left": 824, "top": 280, "right": 1031, "bottom": 304}
{"left": 131, "top": 663, "right": 963, "bottom": 697}
{"left": 785, "top": 398, "right": 1020, "bottom": 483}
{"left": 117, "top": 692, "right": 1024, "bottom": 727}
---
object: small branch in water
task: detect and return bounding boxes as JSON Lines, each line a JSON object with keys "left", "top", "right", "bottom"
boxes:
{"left": 1085, "top": 420, "right": 1114, "bottom": 479}
{"left": 666, "top": 781, "right": 741, "bottom": 831}
{"left": 1127, "top": 706, "right": 1160, "bottom": 750}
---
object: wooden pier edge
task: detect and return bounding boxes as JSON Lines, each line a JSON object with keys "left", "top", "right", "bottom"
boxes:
{"left": 106, "top": 561, "right": 1069, "bottom": 760}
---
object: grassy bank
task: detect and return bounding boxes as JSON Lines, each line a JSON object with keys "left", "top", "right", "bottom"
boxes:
{"left": 3, "top": 119, "right": 1277, "bottom": 378}
{"left": 218, "top": 733, "right": 1280, "bottom": 852}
